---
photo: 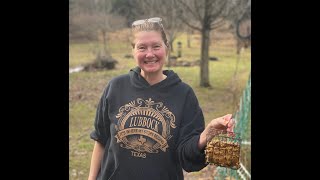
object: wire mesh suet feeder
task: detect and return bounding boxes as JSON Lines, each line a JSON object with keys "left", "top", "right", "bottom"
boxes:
{"left": 205, "top": 128, "right": 241, "bottom": 169}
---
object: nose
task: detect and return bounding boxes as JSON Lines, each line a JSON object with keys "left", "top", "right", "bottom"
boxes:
{"left": 145, "top": 48, "right": 155, "bottom": 58}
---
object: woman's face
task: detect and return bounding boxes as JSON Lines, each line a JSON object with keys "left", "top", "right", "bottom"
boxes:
{"left": 132, "top": 31, "right": 168, "bottom": 74}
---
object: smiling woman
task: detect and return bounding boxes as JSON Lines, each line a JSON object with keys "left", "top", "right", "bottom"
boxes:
{"left": 132, "top": 31, "right": 168, "bottom": 84}
{"left": 87, "top": 17, "right": 235, "bottom": 180}
{"left": 131, "top": 18, "right": 170, "bottom": 85}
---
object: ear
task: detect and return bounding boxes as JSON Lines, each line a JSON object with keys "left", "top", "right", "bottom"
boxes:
{"left": 166, "top": 42, "right": 170, "bottom": 52}
{"left": 165, "top": 43, "right": 170, "bottom": 55}
{"left": 165, "top": 48, "right": 170, "bottom": 61}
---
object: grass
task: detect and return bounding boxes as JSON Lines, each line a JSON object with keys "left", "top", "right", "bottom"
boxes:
{"left": 69, "top": 29, "right": 251, "bottom": 179}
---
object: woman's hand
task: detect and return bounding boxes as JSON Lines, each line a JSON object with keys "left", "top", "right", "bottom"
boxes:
{"left": 198, "top": 114, "right": 235, "bottom": 150}
{"left": 206, "top": 114, "right": 234, "bottom": 132}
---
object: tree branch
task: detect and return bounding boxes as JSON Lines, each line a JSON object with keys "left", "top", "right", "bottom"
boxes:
{"left": 175, "top": 0, "right": 203, "bottom": 23}
{"left": 180, "top": 17, "right": 202, "bottom": 31}
{"left": 207, "top": 0, "right": 227, "bottom": 23}
{"left": 210, "top": 21, "right": 225, "bottom": 30}
{"left": 194, "top": 0, "right": 204, "bottom": 23}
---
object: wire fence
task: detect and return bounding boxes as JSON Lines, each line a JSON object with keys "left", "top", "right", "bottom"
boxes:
{"left": 215, "top": 72, "right": 251, "bottom": 180}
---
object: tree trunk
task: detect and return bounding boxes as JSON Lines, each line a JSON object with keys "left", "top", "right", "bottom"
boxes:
{"left": 187, "top": 30, "right": 191, "bottom": 48}
{"left": 102, "top": 30, "right": 107, "bottom": 53}
{"left": 200, "top": 28, "right": 211, "bottom": 87}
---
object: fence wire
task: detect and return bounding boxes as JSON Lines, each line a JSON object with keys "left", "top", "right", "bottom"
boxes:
{"left": 215, "top": 72, "right": 251, "bottom": 180}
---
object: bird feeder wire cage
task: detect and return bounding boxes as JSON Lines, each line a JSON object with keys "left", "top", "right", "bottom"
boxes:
{"left": 205, "top": 128, "right": 242, "bottom": 170}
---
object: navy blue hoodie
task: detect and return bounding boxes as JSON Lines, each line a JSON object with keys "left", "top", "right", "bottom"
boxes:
{"left": 90, "top": 67, "right": 207, "bottom": 180}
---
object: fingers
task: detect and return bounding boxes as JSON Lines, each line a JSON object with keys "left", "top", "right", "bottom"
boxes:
{"left": 224, "top": 114, "right": 233, "bottom": 119}
{"left": 220, "top": 114, "right": 234, "bottom": 131}
{"left": 226, "top": 118, "right": 235, "bottom": 132}
{"left": 219, "top": 114, "right": 232, "bottom": 127}
{"left": 223, "top": 114, "right": 233, "bottom": 124}
{"left": 207, "top": 114, "right": 235, "bottom": 132}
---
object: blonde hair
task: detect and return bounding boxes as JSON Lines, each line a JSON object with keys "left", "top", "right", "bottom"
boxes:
{"left": 131, "top": 21, "right": 169, "bottom": 49}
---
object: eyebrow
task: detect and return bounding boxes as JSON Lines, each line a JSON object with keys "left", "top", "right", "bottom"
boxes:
{"left": 136, "top": 42, "right": 162, "bottom": 46}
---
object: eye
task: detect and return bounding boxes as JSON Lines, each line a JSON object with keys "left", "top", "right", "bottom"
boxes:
{"left": 153, "top": 45, "right": 161, "bottom": 50}
{"left": 137, "top": 46, "right": 146, "bottom": 51}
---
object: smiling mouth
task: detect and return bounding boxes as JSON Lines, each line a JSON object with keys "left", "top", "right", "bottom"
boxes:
{"left": 144, "top": 60, "right": 158, "bottom": 64}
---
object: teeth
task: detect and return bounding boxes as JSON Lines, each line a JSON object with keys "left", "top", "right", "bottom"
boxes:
{"left": 145, "top": 61, "right": 157, "bottom": 64}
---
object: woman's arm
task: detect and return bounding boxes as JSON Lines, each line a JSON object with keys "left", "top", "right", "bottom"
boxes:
{"left": 88, "top": 141, "right": 105, "bottom": 180}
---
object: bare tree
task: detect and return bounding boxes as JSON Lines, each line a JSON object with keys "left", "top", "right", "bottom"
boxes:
{"left": 186, "top": 28, "right": 193, "bottom": 48}
{"left": 225, "top": 0, "right": 251, "bottom": 54}
{"left": 224, "top": 0, "right": 251, "bottom": 110}
{"left": 69, "top": 0, "right": 97, "bottom": 40}
{"left": 71, "top": 13, "right": 100, "bottom": 41}
{"left": 70, "top": 0, "right": 126, "bottom": 56}
{"left": 174, "top": 0, "right": 229, "bottom": 87}
{"left": 93, "top": 0, "right": 127, "bottom": 56}
{"left": 95, "top": 13, "right": 126, "bottom": 56}
{"left": 112, "top": 0, "right": 145, "bottom": 26}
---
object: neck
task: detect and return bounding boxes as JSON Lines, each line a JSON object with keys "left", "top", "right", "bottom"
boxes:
{"left": 140, "top": 71, "right": 167, "bottom": 85}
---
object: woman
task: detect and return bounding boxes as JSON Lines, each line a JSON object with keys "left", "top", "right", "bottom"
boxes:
{"left": 88, "top": 17, "right": 234, "bottom": 180}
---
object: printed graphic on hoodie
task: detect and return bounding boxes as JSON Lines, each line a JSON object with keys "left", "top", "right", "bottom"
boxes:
{"left": 115, "top": 98, "right": 176, "bottom": 158}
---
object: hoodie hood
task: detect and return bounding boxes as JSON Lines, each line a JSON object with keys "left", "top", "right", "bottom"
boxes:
{"left": 129, "top": 66, "right": 181, "bottom": 90}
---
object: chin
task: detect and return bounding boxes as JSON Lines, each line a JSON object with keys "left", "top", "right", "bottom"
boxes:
{"left": 141, "top": 66, "right": 162, "bottom": 74}
{"left": 143, "top": 68, "right": 160, "bottom": 73}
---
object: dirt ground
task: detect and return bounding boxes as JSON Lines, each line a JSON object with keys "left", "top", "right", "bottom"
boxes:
{"left": 183, "top": 165, "right": 217, "bottom": 180}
